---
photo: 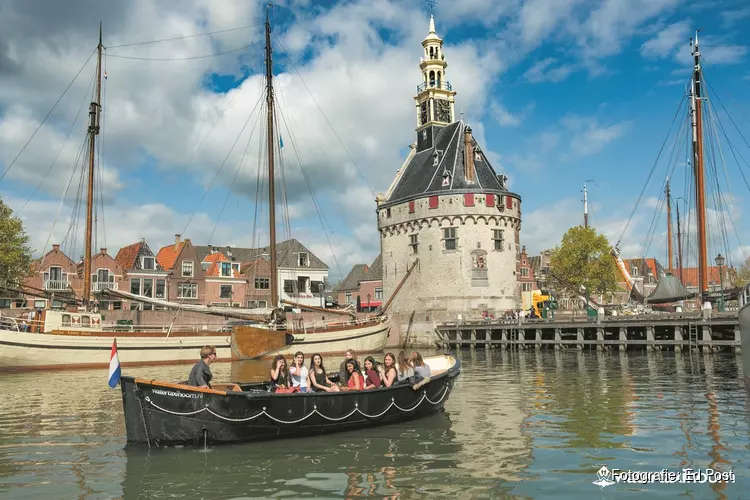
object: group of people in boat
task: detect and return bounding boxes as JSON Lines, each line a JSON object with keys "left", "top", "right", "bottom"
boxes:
{"left": 269, "top": 348, "right": 431, "bottom": 393}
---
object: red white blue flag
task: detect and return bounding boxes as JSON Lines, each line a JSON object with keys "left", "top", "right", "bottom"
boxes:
{"left": 108, "top": 338, "right": 121, "bottom": 388}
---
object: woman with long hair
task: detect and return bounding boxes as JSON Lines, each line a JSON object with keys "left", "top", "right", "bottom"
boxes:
{"left": 363, "top": 356, "right": 381, "bottom": 389}
{"left": 289, "top": 350, "right": 309, "bottom": 392}
{"left": 341, "top": 359, "right": 363, "bottom": 391}
{"left": 379, "top": 352, "right": 397, "bottom": 387}
{"left": 269, "top": 354, "right": 290, "bottom": 388}
{"left": 396, "top": 350, "right": 414, "bottom": 383}
{"left": 308, "top": 353, "right": 340, "bottom": 392}
{"left": 410, "top": 351, "right": 431, "bottom": 378}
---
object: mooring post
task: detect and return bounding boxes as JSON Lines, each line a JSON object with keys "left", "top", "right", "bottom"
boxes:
{"left": 702, "top": 325, "right": 711, "bottom": 353}
{"left": 554, "top": 328, "right": 561, "bottom": 351}
{"left": 596, "top": 327, "right": 604, "bottom": 351}
{"left": 535, "top": 328, "right": 542, "bottom": 350}
{"left": 501, "top": 328, "right": 508, "bottom": 350}
{"left": 470, "top": 329, "right": 476, "bottom": 350}
{"left": 735, "top": 324, "right": 741, "bottom": 354}
{"left": 619, "top": 327, "right": 627, "bottom": 352}
{"left": 646, "top": 326, "right": 655, "bottom": 352}
{"left": 485, "top": 329, "right": 491, "bottom": 350}
{"left": 577, "top": 327, "right": 584, "bottom": 351}
{"left": 674, "top": 325, "right": 682, "bottom": 352}
{"left": 518, "top": 328, "right": 525, "bottom": 350}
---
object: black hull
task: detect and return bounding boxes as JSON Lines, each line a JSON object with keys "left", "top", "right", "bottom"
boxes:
{"left": 740, "top": 303, "right": 750, "bottom": 391}
{"left": 120, "top": 355, "right": 460, "bottom": 447}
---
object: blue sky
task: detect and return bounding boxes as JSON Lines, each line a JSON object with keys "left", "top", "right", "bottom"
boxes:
{"left": 0, "top": 0, "right": 749, "bottom": 281}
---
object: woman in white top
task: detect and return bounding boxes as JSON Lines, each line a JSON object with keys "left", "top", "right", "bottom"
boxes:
{"left": 396, "top": 350, "right": 414, "bottom": 383}
{"left": 289, "top": 351, "right": 309, "bottom": 392}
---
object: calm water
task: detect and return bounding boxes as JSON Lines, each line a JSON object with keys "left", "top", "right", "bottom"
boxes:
{"left": 1, "top": 349, "right": 749, "bottom": 499}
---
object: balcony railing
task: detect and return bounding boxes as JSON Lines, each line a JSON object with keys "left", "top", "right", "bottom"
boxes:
{"left": 44, "top": 280, "right": 69, "bottom": 291}
{"left": 93, "top": 282, "right": 118, "bottom": 292}
{"left": 417, "top": 81, "right": 452, "bottom": 93}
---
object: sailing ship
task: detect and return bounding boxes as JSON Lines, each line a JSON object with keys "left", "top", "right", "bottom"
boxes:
{"left": 0, "top": 15, "right": 410, "bottom": 369}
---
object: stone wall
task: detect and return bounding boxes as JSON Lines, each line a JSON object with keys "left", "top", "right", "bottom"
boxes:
{"left": 378, "top": 193, "right": 521, "bottom": 346}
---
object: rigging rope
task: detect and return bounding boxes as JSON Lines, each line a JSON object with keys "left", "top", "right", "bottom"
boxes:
{"left": 105, "top": 41, "right": 262, "bottom": 61}
{"left": 107, "top": 24, "right": 264, "bottom": 49}
{"left": 0, "top": 48, "right": 96, "bottom": 184}
{"left": 616, "top": 91, "right": 688, "bottom": 247}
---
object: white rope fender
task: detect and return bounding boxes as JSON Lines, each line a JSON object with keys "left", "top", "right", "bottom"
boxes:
{"left": 142, "top": 385, "right": 450, "bottom": 424}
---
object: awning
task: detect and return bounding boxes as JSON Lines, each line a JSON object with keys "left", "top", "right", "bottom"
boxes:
{"left": 646, "top": 274, "right": 696, "bottom": 304}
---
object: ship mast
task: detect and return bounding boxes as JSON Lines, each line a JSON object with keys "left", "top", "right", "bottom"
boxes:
{"left": 690, "top": 31, "right": 709, "bottom": 298}
{"left": 83, "top": 23, "right": 103, "bottom": 308}
{"left": 676, "top": 200, "right": 684, "bottom": 284}
{"left": 583, "top": 183, "right": 589, "bottom": 229}
{"left": 666, "top": 179, "right": 673, "bottom": 273}
{"left": 264, "top": 6, "right": 278, "bottom": 308}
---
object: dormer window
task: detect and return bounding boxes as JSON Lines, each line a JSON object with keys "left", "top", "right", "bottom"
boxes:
{"left": 142, "top": 256, "right": 155, "bottom": 270}
{"left": 298, "top": 252, "right": 309, "bottom": 267}
{"left": 221, "top": 262, "right": 232, "bottom": 277}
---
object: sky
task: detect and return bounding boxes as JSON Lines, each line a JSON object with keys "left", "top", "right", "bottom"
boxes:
{"left": 1, "top": 0, "right": 749, "bottom": 282}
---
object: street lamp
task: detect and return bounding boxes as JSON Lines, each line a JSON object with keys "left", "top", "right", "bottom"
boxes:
{"left": 715, "top": 253, "right": 725, "bottom": 312}
{"left": 318, "top": 283, "right": 324, "bottom": 308}
{"left": 367, "top": 293, "right": 371, "bottom": 312}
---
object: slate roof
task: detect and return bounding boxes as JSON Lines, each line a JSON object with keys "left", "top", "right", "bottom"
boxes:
{"left": 361, "top": 254, "right": 382, "bottom": 282}
{"left": 193, "top": 239, "right": 328, "bottom": 271}
{"left": 384, "top": 121, "right": 518, "bottom": 206}
{"left": 339, "top": 264, "right": 368, "bottom": 292}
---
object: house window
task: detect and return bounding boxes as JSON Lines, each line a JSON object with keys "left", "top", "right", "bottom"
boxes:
{"left": 142, "top": 256, "right": 155, "bottom": 270}
{"left": 182, "top": 261, "right": 194, "bottom": 277}
{"left": 375, "top": 288, "right": 383, "bottom": 300}
{"left": 142, "top": 279, "right": 154, "bottom": 298}
{"left": 443, "top": 227, "right": 457, "bottom": 250}
{"left": 410, "top": 234, "right": 418, "bottom": 254}
{"left": 231, "top": 263, "right": 240, "bottom": 273}
{"left": 492, "top": 230, "right": 504, "bottom": 251}
{"left": 155, "top": 279, "right": 166, "bottom": 298}
{"left": 409, "top": 200, "right": 415, "bottom": 213}
{"left": 386, "top": 208, "right": 391, "bottom": 218}
{"left": 521, "top": 268, "right": 529, "bottom": 277}
{"left": 247, "top": 300, "right": 258, "bottom": 308}
{"left": 345, "top": 292, "right": 352, "bottom": 304}
{"left": 283, "top": 280, "right": 297, "bottom": 294}
{"left": 258, "top": 300, "right": 267, "bottom": 308}
{"left": 298, "top": 252, "right": 309, "bottom": 267}
{"left": 130, "top": 278, "right": 141, "bottom": 295}
{"left": 311, "top": 281, "right": 324, "bottom": 295}
{"left": 254, "top": 278, "right": 270, "bottom": 289}
{"left": 62, "top": 314, "right": 71, "bottom": 326}
{"left": 632, "top": 265, "right": 639, "bottom": 276}
{"left": 81, "top": 316, "right": 91, "bottom": 327}
{"left": 177, "top": 283, "right": 197, "bottom": 298}
{"left": 221, "top": 262, "right": 232, "bottom": 277}
{"left": 220, "top": 285, "right": 232, "bottom": 299}
{"left": 297, "top": 277, "right": 309, "bottom": 294}
{"left": 522, "top": 283, "right": 533, "bottom": 292}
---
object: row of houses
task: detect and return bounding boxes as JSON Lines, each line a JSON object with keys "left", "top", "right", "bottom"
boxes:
{"left": 1, "top": 235, "right": 332, "bottom": 311}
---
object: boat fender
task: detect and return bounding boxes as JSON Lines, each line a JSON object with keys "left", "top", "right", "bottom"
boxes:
{"left": 285, "top": 333, "right": 295, "bottom": 345}
{"left": 412, "top": 377, "right": 431, "bottom": 390}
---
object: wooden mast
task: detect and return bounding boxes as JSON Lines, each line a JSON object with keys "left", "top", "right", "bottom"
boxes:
{"left": 666, "top": 179, "right": 673, "bottom": 273}
{"left": 690, "top": 31, "right": 709, "bottom": 297}
{"left": 83, "top": 23, "right": 103, "bottom": 307}
{"left": 676, "top": 200, "right": 684, "bottom": 284}
{"left": 264, "top": 6, "right": 278, "bottom": 309}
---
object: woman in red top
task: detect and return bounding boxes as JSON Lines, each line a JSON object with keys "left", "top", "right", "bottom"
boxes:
{"left": 363, "top": 356, "right": 381, "bottom": 389}
{"left": 342, "top": 359, "right": 363, "bottom": 391}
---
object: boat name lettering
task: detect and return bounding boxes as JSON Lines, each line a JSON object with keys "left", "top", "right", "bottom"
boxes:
{"left": 152, "top": 389, "right": 203, "bottom": 399}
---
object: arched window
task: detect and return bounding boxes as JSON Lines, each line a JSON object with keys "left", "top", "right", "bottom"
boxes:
{"left": 429, "top": 70, "right": 435, "bottom": 87}
{"left": 437, "top": 71, "right": 442, "bottom": 87}
{"left": 429, "top": 47, "right": 434, "bottom": 59}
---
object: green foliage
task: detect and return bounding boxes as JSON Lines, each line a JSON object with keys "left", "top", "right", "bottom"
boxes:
{"left": 0, "top": 197, "right": 33, "bottom": 284}
{"left": 550, "top": 226, "right": 619, "bottom": 295}
{"left": 736, "top": 257, "right": 750, "bottom": 286}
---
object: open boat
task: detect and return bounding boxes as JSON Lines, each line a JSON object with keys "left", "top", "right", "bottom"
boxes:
{"left": 120, "top": 353, "right": 460, "bottom": 447}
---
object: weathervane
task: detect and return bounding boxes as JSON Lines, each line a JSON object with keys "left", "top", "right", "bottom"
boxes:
{"left": 425, "top": 0, "right": 437, "bottom": 15}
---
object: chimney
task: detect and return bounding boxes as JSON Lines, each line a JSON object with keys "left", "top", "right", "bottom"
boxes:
{"left": 52, "top": 244, "right": 60, "bottom": 252}
{"left": 463, "top": 126, "right": 475, "bottom": 183}
{"left": 100, "top": 248, "right": 107, "bottom": 255}
{"left": 174, "top": 234, "right": 181, "bottom": 250}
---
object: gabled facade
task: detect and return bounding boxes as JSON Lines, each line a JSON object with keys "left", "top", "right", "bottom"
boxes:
{"left": 115, "top": 239, "right": 169, "bottom": 310}
{"left": 156, "top": 235, "right": 205, "bottom": 303}
{"left": 242, "top": 257, "right": 273, "bottom": 309}
{"left": 202, "top": 251, "right": 247, "bottom": 307}
{"left": 193, "top": 238, "right": 329, "bottom": 309}
{"left": 79, "top": 248, "right": 126, "bottom": 310}
{"left": 337, "top": 254, "right": 383, "bottom": 312}
{"left": 22, "top": 244, "right": 79, "bottom": 308}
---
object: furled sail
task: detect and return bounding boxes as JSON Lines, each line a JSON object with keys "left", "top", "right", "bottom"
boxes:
{"left": 645, "top": 274, "right": 696, "bottom": 304}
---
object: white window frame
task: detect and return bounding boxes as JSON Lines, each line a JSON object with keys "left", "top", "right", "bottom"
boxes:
{"left": 142, "top": 256, "right": 155, "bottom": 270}
{"left": 298, "top": 252, "right": 309, "bottom": 267}
{"left": 182, "top": 260, "right": 194, "bottom": 277}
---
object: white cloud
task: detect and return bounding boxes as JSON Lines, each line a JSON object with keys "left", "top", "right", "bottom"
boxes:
{"left": 640, "top": 20, "right": 691, "bottom": 59}
{"left": 560, "top": 115, "right": 630, "bottom": 158}
{"left": 523, "top": 57, "right": 574, "bottom": 83}
{"left": 489, "top": 100, "right": 534, "bottom": 127}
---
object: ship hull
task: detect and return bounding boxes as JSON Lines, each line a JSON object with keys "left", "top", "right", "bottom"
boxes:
{"left": 740, "top": 302, "right": 750, "bottom": 391}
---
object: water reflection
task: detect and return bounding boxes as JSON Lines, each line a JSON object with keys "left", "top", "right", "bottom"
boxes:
{"left": 0, "top": 350, "right": 748, "bottom": 499}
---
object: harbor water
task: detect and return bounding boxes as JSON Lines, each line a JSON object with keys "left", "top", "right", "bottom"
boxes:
{"left": 0, "top": 349, "right": 749, "bottom": 499}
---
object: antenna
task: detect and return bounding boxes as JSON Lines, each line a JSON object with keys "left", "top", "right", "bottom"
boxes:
{"left": 582, "top": 179, "right": 598, "bottom": 229}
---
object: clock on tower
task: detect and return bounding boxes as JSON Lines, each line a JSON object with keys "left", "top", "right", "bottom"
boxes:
{"left": 434, "top": 98, "right": 451, "bottom": 123}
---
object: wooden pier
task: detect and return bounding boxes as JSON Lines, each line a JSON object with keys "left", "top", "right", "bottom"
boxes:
{"left": 435, "top": 314, "right": 741, "bottom": 352}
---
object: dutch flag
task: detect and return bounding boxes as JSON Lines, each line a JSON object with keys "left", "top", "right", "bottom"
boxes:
{"left": 108, "top": 338, "right": 121, "bottom": 388}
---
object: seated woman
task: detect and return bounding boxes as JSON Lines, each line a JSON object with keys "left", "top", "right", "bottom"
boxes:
{"left": 341, "top": 359, "right": 363, "bottom": 391}
{"left": 396, "top": 350, "right": 415, "bottom": 384}
{"left": 363, "top": 356, "right": 381, "bottom": 390}
{"left": 269, "top": 354, "right": 291, "bottom": 389}
{"left": 308, "top": 353, "right": 340, "bottom": 392}
{"left": 379, "top": 352, "right": 398, "bottom": 387}
{"left": 410, "top": 351, "right": 431, "bottom": 379}
{"left": 289, "top": 351, "right": 309, "bottom": 393}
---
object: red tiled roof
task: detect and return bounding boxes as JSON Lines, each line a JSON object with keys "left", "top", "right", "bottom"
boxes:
{"left": 115, "top": 241, "right": 143, "bottom": 270}
{"left": 678, "top": 267, "right": 722, "bottom": 287}
{"left": 622, "top": 258, "right": 659, "bottom": 278}
{"left": 203, "top": 252, "right": 229, "bottom": 264}
{"left": 155, "top": 242, "right": 185, "bottom": 271}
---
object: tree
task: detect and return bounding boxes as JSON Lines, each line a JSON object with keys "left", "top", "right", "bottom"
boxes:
{"left": 736, "top": 257, "right": 750, "bottom": 286}
{"left": 550, "top": 226, "right": 619, "bottom": 296}
{"left": 0, "top": 197, "right": 33, "bottom": 285}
